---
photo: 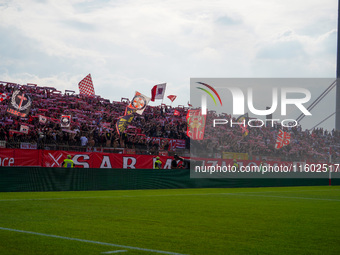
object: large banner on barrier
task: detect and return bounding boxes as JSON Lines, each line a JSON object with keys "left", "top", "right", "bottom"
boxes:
{"left": 0, "top": 149, "right": 172, "bottom": 168}
{"left": 0, "top": 148, "right": 256, "bottom": 168}
{"left": 0, "top": 148, "right": 41, "bottom": 166}
{"left": 0, "top": 148, "right": 331, "bottom": 174}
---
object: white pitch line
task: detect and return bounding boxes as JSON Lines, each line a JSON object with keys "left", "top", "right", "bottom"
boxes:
{"left": 0, "top": 227, "right": 188, "bottom": 255}
{"left": 102, "top": 250, "right": 127, "bottom": 254}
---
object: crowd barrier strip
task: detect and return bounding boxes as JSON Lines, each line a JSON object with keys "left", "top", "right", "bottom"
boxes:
{"left": 0, "top": 167, "right": 338, "bottom": 192}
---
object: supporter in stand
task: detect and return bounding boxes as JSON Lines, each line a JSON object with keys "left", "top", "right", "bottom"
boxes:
{"left": 80, "top": 133, "right": 88, "bottom": 146}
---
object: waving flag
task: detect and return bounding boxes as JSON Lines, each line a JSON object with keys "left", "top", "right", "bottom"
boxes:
{"left": 0, "top": 92, "right": 10, "bottom": 102}
{"left": 188, "top": 101, "right": 192, "bottom": 107}
{"left": 39, "top": 115, "right": 47, "bottom": 124}
{"left": 129, "top": 91, "right": 150, "bottom": 115}
{"left": 151, "top": 83, "right": 166, "bottom": 101}
{"left": 78, "top": 74, "right": 95, "bottom": 96}
{"left": 116, "top": 114, "right": 135, "bottom": 134}
{"left": 186, "top": 109, "right": 206, "bottom": 140}
{"left": 236, "top": 113, "right": 249, "bottom": 137}
{"left": 61, "top": 115, "right": 71, "bottom": 128}
{"left": 167, "top": 95, "right": 177, "bottom": 102}
{"left": 116, "top": 106, "right": 137, "bottom": 134}
{"left": 174, "top": 110, "right": 180, "bottom": 116}
{"left": 275, "top": 129, "right": 291, "bottom": 149}
{"left": 124, "top": 106, "right": 137, "bottom": 116}
{"left": 6, "top": 90, "right": 32, "bottom": 118}
{"left": 20, "top": 125, "right": 29, "bottom": 134}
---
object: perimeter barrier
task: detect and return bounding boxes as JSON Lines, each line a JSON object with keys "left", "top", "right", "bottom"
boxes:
{"left": 0, "top": 167, "right": 339, "bottom": 192}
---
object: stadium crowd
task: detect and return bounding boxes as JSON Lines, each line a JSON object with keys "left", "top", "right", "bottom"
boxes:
{"left": 194, "top": 112, "right": 340, "bottom": 162}
{"left": 1, "top": 82, "right": 340, "bottom": 162}
{"left": 0, "top": 82, "right": 188, "bottom": 155}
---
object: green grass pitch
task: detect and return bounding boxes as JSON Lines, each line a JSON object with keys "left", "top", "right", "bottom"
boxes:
{"left": 0, "top": 186, "right": 339, "bottom": 255}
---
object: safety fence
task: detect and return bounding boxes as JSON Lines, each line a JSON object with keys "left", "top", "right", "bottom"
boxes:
{"left": 0, "top": 167, "right": 338, "bottom": 192}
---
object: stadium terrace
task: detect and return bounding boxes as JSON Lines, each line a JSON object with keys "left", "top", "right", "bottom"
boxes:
{"left": 1, "top": 81, "right": 340, "bottom": 163}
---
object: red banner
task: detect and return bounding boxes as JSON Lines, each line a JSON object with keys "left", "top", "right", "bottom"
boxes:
{"left": 0, "top": 148, "right": 41, "bottom": 166}
{"left": 0, "top": 149, "right": 160, "bottom": 168}
{"left": 186, "top": 109, "right": 206, "bottom": 140}
{"left": 275, "top": 129, "right": 291, "bottom": 149}
{"left": 0, "top": 148, "right": 326, "bottom": 169}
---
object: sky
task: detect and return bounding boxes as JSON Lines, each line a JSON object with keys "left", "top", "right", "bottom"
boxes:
{"left": 0, "top": 0, "right": 338, "bottom": 130}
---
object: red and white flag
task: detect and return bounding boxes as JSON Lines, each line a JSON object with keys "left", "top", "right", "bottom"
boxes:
{"left": 167, "top": 95, "right": 177, "bottom": 102}
{"left": 20, "top": 125, "right": 29, "bottom": 134}
{"left": 0, "top": 92, "right": 10, "bottom": 102}
{"left": 186, "top": 109, "right": 206, "bottom": 140}
{"left": 275, "top": 129, "right": 291, "bottom": 149}
{"left": 39, "top": 115, "right": 47, "bottom": 124}
{"left": 78, "top": 74, "right": 95, "bottom": 96}
{"left": 61, "top": 115, "right": 71, "bottom": 128}
{"left": 188, "top": 101, "right": 192, "bottom": 107}
{"left": 174, "top": 109, "right": 180, "bottom": 116}
{"left": 129, "top": 91, "right": 150, "bottom": 115}
{"left": 151, "top": 83, "right": 166, "bottom": 101}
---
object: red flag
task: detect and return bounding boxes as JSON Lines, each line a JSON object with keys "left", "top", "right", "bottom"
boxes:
{"left": 151, "top": 83, "right": 166, "bottom": 101}
{"left": 174, "top": 109, "right": 180, "bottom": 116}
{"left": 187, "top": 101, "right": 192, "bottom": 107}
{"left": 0, "top": 92, "right": 10, "bottom": 102}
{"left": 167, "top": 95, "right": 177, "bottom": 102}
{"left": 275, "top": 129, "right": 291, "bottom": 149}
{"left": 78, "top": 74, "right": 95, "bottom": 96}
{"left": 186, "top": 109, "right": 206, "bottom": 140}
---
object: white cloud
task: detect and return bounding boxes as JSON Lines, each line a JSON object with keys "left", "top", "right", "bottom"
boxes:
{"left": 0, "top": 0, "right": 337, "bottom": 129}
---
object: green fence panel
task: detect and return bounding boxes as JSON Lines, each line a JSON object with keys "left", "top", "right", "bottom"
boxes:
{"left": 0, "top": 167, "right": 337, "bottom": 192}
